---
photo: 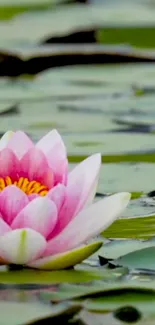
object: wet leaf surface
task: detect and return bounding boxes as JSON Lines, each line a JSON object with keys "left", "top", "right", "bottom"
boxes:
{"left": 0, "top": 268, "right": 104, "bottom": 284}
{"left": 102, "top": 215, "right": 155, "bottom": 239}
{"left": 114, "top": 246, "right": 155, "bottom": 270}
{"left": 97, "top": 238, "right": 155, "bottom": 260}
{"left": 0, "top": 301, "right": 69, "bottom": 325}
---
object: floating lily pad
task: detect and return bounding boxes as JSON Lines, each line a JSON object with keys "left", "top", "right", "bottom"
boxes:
{"left": 0, "top": 301, "right": 67, "bottom": 325}
{"left": 98, "top": 238, "right": 155, "bottom": 260}
{"left": 113, "top": 116, "right": 155, "bottom": 129}
{"left": 0, "top": 267, "right": 104, "bottom": 284}
{"left": 0, "top": 0, "right": 60, "bottom": 20}
{"left": 1, "top": 3, "right": 155, "bottom": 45}
{"left": 0, "top": 0, "right": 52, "bottom": 6}
{"left": 96, "top": 163, "right": 155, "bottom": 194}
{"left": 62, "top": 133, "right": 155, "bottom": 157}
{"left": 114, "top": 246, "right": 155, "bottom": 270}
{"left": 28, "top": 113, "right": 122, "bottom": 134}
{"left": 84, "top": 291, "right": 155, "bottom": 315}
{"left": 103, "top": 214, "right": 155, "bottom": 239}
{"left": 35, "top": 64, "right": 154, "bottom": 90}
{"left": 40, "top": 281, "right": 155, "bottom": 302}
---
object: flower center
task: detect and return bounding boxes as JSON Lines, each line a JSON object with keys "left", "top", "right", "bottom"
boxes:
{"left": 0, "top": 177, "right": 48, "bottom": 196}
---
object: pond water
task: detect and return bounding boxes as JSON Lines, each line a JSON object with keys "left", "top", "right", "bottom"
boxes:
{"left": 2, "top": 0, "right": 155, "bottom": 324}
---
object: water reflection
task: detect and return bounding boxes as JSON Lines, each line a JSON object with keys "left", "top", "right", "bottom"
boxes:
{"left": 0, "top": 285, "right": 57, "bottom": 303}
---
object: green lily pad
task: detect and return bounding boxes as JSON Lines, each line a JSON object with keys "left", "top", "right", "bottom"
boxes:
{"left": 114, "top": 246, "right": 155, "bottom": 270}
{"left": 114, "top": 116, "right": 155, "bottom": 129}
{"left": 0, "top": 0, "right": 52, "bottom": 6}
{"left": 95, "top": 163, "right": 155, "bottom": 194}
{"left": 62, "top": 133, "right": 155, "bottom": 157}
{"left": 0, "top": 267, "right": 103, "bottom": 284}
{"left": 0, "top": 0, "right": 60, "bottom": 20}
{"left": 1, "top": 3, "right": 155, "bottom": 44}
{"left": 84, "top": 291, "right": 155, "bottom": 315}
{"left": 25, "top": 305, "right": 81, "bottom": 325}
{"left": 97, "top": 238, "right": 155, "bottom": 260}
{"left": 0, "top": 301, "right": 69, "bottom": 325}
{"left": 40, "top": 281, "right": 155, "bottom": 303}
{"left": 102, "top": 215, "right": 155, "bottom": 239}
{"left": 28, "top": 113, "right": 121, "bottom": 134}
{"left": 33, "top": 63, "right": 155, "bottom": 90}
{"left": 98, "top": 26, "right": 155, "bottom": 48}
{"left": 69, "top": 152, "right": 155, "bottom": 163}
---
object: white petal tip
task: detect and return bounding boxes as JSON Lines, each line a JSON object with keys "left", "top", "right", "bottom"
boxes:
{"left": 112, "top": 192, "right": 131, "bottom": 211}
{"left": 4, "top": 131, "right": 14, "bottom": 138}
{"left": 91, "top": 153, "right": 101, "bottom": 162}
{"left": 0, "top": 131, "right": 14, "bottom": 149}
{"left": 119, "top": 192, "right": 131, "bottom": 203}
{"left": 48, "top": 129, "right": 61, "bottom": 138}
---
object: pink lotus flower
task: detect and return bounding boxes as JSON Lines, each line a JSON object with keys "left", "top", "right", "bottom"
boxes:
{"left": 0, "top": 130, "right": 130, "bottom": 270}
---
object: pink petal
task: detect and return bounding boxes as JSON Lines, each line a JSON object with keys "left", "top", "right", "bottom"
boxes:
{"left": 0, "top": 148, "right": 20, "bottom": 180}
{"left": 0, "top": 185, "right": 29, "bottom": 225}
{"left": 28, "top": 194, "right": 39, "bottom": 201}
{"left": 20, "top": 148, "right": 54, "bottom": 188}
{"left": 47, "top": 184, "right": 65, "bottom": 212}
{"left": 48, "top": 154, "right": 101, "bottom": 238}
{"left": 45, "top": 192, "right": 131, "bottom": 256}
{"left": 68, "top": 153, "right": 101, "bottom": 213}
{"left": 36, "top": 129, "right": 66, "bottom": 155}
{"left": 28, "top": 241, "right": 102, "bottom": 270}
{"left": 48, "top": 177, "right": 85, "bottom": 239}
{"left": 7, "top": 131, "right": 34, "bottom": 159}
{"left": 0, "top": 217, "right": 11, "bottom": 235}
{"left": 0, "top": 131, "right": 14, "bottom": 151}
{"left": 36, "top": 130, "right": 68, "bottom": 186}
{"left": 12, "top": 197, "right": 58, "bottom": 238}
{"left": 46, "top": 144, "right": 68, "bottom": 186}
{"left": 0, "top": 228, "right": 46, "bottom": 264}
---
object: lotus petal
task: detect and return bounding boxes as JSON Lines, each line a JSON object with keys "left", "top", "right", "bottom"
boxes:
{"left": 28, "top": 241, "right": 102, "bottom": 270}
{"left": 36, "top": 130, "right": 68, "bottom": 185}
{"left": 0, "top": 185, "right": 29, "bottom": 225}
{"left": 12, "top": 197, "right": 57, "bottom": 238}
{"left": 7, "top": 131, "right": 34, "bottom": 159}
{"left": 0, "top": 148, "right": 20, "bottom": 180}
{"left": 0, "top": 229, "right": 46, "bottom": 264}
{"left": 20, "top": 148, "right": 54, "bottom": 188}
{"left": 45, "top": 192, "right": 131, "bottom": 256}
{"left": 0, "top": 217, "right": 11, "bottom": 235}
{"left": 47, "top": 184, "right": 65, "bottom": 212}
{"left": 68, "top": 153, "right": 101, "bottom": 213}
{"left": 0, "top": 131, "right": 14, "bottom": 151}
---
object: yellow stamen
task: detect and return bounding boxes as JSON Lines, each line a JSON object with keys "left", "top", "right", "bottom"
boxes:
{"left": 0, "top": 178, "right": 6, "bottom": 190}
{"left": 17, "top": 177, "right": 24, "bottom": 188}
{"left": 5, "top": 176, "right": 12, "bottom": 186}
{"left": 39, "top": 190, "right": 48, "bottom": 196}
{"left": 27, "top": 181, "right": 38, "bottom": 192}
{"left": 21, "top": 178, "right": 30, "bottom": 193}
{"left": 0, "top": 176, "right": 48, "bottom": 196}
{"left": 35, "top": 185, "right": 48, "bottom": 194}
